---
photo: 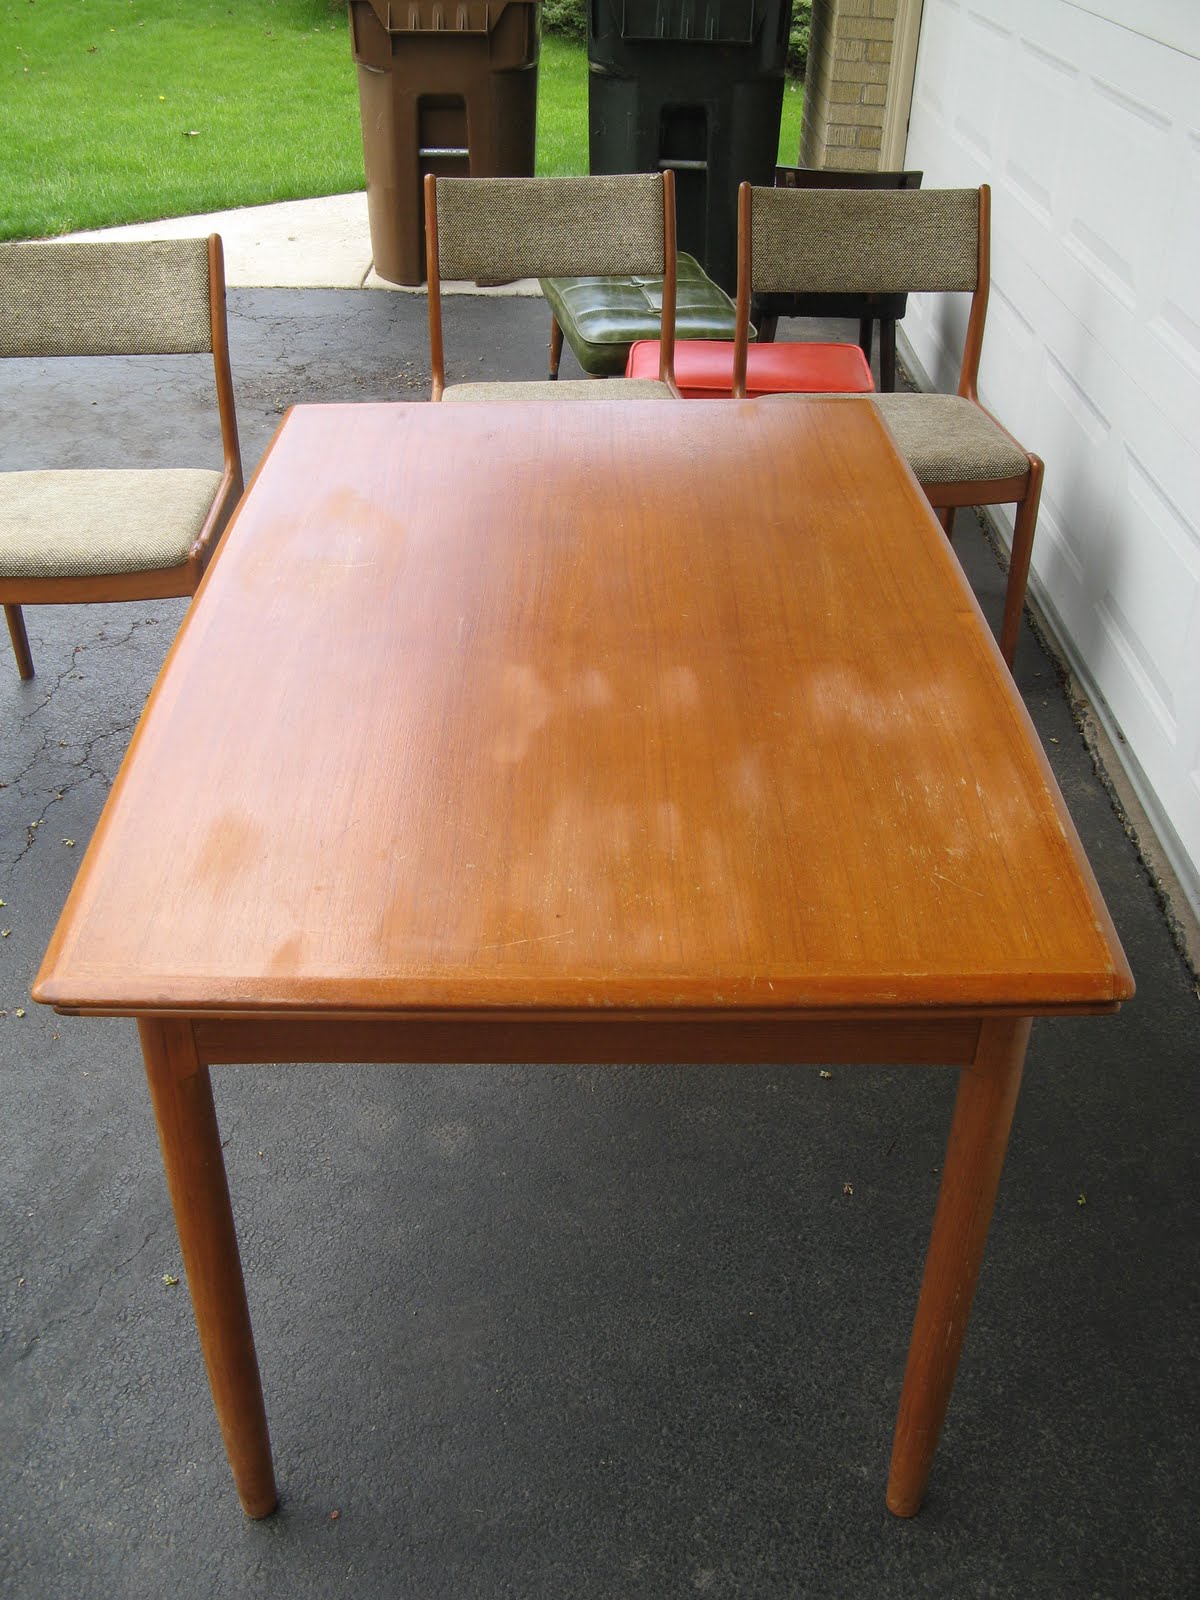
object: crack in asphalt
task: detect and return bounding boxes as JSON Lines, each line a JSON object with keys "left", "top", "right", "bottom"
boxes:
{"left": 1, "top": 1221, "right": 168, "bottom": 1366}
{"left": 2, "top": 616, "right": 163, "bottom": 869}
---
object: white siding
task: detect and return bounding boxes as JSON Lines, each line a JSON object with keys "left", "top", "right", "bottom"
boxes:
{"left": 902, "top": 0, "right": 1200, "bottom": 917}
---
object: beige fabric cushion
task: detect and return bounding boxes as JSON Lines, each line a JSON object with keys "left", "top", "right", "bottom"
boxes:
{"left": 0, "top": 239, "right": 213, "bottom": 358}
{"left": 0, "top": 468, "right": 221, "bottom": 578}
{"left": 750, "top": 187, "right": 979, "bottom": 296}
{"left": 872, "top": 393, "right": 1030, "bottom": 484}
{"left": 436, "top": 175, "right": 665, "bottom": 281}
{"left": 442, "top": 379, "right": 674, "bottom": 403}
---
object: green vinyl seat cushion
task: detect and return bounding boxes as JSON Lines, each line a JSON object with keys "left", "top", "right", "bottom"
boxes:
{"left": 539, "top": 252, "right": 753, "bottom": 378}
{"left": 0, "top": 468, "right": 222, "bottom": 579}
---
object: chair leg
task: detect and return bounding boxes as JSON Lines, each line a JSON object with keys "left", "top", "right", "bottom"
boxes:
{"left": 757, "top": 313, "right": 779, "bottom": 344}
{"left": 879, "top": 319, "right": 897, "bottom": 392}
{"left": 5, "top": 603, "right": 34, "bottom": 680}
{"left": 937, "top": 507, "right": 956, "bottom": 542}
{"left": 858, "top": 317, "right": 874, "bottom": 370}
{"left": 548, "top": 316, "right": 563, "bottom": 380}
{"left": 999, "top": 457, "right": 1044, "bottom": 668}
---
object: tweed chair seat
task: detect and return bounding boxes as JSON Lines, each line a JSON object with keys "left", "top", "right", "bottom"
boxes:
{"left": 442, "top": 379, "right": 673, "bottom": 403}
{"left": 0, "top": 469, "right": 223, "bottom": 579}
{"left": 872, "top": 394, "right": 1029, "bottom": 484}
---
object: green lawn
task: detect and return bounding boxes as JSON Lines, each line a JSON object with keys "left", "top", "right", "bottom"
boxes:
{"left": 0, "top": 0, "right": 802, "bottom": 239}
{"left": 0, "top": 0, "right": 363, "bottom": 239}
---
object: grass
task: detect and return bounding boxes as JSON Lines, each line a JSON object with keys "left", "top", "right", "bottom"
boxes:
{"left": 0, "top": 0, "right": 363, "bottom": 239}
{"left": 0, "top": 0, "right": 802, "bottom": 240}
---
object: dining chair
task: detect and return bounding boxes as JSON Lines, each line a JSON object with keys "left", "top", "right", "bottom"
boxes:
{"left": 732, "top": 182, "right": 1042, "bottom": 668}
{"left": 0, "top": 235, "right": 242, "bottom": 681}
{"left": 755, "top": 165, "right": 924, "bottom": 392}
{"left": 623, "top": 174, "right": 878, "bottom": 399}
{"left": 424, "top": 171, "right": 680, "bottom": 401}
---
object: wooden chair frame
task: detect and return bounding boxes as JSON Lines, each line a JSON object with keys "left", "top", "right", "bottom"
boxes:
{"left": 424, "top": 171, "right": 679, "bottom": 401}
{"left": 732, "top": 183, "right": 1043, "bottom": 666}
{"left": 2, "top": 235, "right": 243, "bottom": 680}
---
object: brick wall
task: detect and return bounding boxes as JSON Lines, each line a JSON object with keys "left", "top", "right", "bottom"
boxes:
{"left": 800, "top": 0, "right": 899, "bottom": 171}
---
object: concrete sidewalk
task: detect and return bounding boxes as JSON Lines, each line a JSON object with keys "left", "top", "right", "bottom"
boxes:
{"left": 61, "top": 190, "right": 543, "bottom": 295}
{"left": 2, "top": 254, "right": 1198, "bottom": 1599}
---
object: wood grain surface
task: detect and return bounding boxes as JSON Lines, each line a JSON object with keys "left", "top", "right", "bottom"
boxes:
{"left": 35, "top": 399, "right": 1132, "bottom": 1017}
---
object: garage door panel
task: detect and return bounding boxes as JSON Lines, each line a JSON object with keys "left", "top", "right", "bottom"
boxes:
{"left": 1099, "top": 450, "right": 1200, "bottom": 734}
{"left": 1154, "top": 133, "right": 1200, "bottom": 375}
{"left": 1005, "top": 40, "right": 1077, "bottom": 226}
{"left": 954, "top": 9, "right": 1011, "bottom": 163}
{"left": 978, "top": 280, "right": 1039, "bottom": 424}
{"left": 905, "top": 0, "right": 1200, "bottom": 914}
{"left": 912, "top": 0, "right": 959, "bottom": 123}
{"left": 904, "top": 295, "right": 973, "bottom": 394}
{"left": 1038, "top": 351, "right": 1115, "bottom": 576}
{"left": 1064, "top": 79, "right": 1172, "bottom": 310}
{"left": 1032, "top": 500, "right": 1087, "bottom": 595}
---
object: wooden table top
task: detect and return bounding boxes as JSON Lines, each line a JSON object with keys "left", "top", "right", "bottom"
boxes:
{"left": 35, "top": 399, "right": 1132, "bottom": 1018}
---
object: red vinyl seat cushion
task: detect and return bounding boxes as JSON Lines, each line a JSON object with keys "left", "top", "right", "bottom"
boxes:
{"left": 626, "top": 338, "right": 875, "bottom": 397}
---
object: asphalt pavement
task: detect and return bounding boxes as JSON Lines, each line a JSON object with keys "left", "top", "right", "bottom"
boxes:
{"left": 1, "top": 200, "right": 1198, "bottom": 1599}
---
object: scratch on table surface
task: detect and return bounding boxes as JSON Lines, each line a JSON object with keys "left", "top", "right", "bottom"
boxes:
{"left": 480, "top": 931, "right": 575, "bottom": 950}
{"left": 932, "top": 870, "right": 984, "bottom": 897}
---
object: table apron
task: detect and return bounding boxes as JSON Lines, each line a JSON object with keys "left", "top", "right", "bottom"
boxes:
{"left": 189, "top": 1015, "right": 985, "bottom": 1068}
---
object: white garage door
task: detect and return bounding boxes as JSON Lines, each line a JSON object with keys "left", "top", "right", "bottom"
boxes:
{"left": 901, "top": 0, "right": 1200, "bottom": 919}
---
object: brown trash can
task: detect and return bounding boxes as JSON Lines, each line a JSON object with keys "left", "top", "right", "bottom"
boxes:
{"left": 348, "top": 1, "right": 541, "bottom": 286}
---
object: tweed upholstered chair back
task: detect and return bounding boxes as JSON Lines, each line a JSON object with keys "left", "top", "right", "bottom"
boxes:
{"left": 0, "top": 234, "right": 242, "bottom": 682}
{"left": 432, "top": 174, "right": 667, "bottom": 283}
{"left": 424, "top": 172, "right": 678, "bottom": 400}
{"left": 747, "top": 188, "right": 980, "bottom": 297}
{"left": 0, "top": 238, "right": 215, "bottom": 358}
{"left": 733, "top": 186, "right": 989, "bottom": 403}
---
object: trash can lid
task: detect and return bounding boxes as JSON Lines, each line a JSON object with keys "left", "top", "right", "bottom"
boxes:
{"left": 595, "top": 0, "right": 771, "bottom": 46}
{"left": 358, "top": 0, "right": 536, "bottom": 36}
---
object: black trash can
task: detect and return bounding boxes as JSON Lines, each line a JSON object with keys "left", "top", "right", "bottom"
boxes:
{"left": 348, "top": 1, "right": 541, "bottom": 286}
{"left": 587, "top": 0, "right": 791, "bottom": 293}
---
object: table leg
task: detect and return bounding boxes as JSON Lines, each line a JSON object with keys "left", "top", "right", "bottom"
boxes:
{"left": 138, "top": 1018, "right": 277, "bottom": 1518}
{"left": 886, "top": 1016, "right": 1031, "bottom": 1517}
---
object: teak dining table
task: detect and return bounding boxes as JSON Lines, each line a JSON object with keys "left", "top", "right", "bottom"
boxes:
{"left": 35, "top": 398, "right": 1133, "bottom": 1521}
